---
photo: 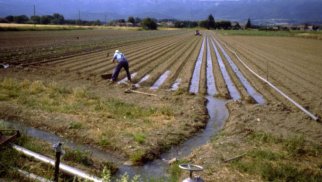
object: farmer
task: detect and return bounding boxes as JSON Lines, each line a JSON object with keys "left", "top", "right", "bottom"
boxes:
{"left": 111, "top": 50, "right": 131, "bottom": 83}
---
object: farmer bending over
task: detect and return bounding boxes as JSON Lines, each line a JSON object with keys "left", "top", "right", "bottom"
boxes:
{"left": 111, "top": 50, "right": 131, "bottom": 83}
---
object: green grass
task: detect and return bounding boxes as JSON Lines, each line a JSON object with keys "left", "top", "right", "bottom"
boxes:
{"left": 133, "top": 133, "right": 146, "bottom": 144}
{"left": 229, "top": 131, "right": 322, "bottom": 181}
{"left": 63, "top": 150, "right": 93, "bottom": 167}
{"left": 0, "top": 78, "right": 164, "bottom": 120}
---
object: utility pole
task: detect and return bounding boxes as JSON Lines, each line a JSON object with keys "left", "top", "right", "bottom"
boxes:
{"left": 105, "top": 15, "right": 107, "bottom": 26}
{"left": 33, "top": 4, "right": 36, "bottom": 28}
{"left": 78, "top": 10, "right": 81, "bottom": 25}
{"left": 266, "top": 60, "right": 269, "bottom": 81}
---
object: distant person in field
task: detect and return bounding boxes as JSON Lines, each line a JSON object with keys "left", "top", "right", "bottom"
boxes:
{"left": 111, "top": 50, "right": 131, "bottom": 83}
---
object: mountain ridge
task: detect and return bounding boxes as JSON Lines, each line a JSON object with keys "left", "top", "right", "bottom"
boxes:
{"left": 0, "top": 0, "right": 321, "bottom": 24}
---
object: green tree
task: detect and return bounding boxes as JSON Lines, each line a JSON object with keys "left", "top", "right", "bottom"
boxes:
{"left": 40, "top": 15, "right": 52, "bottom": 24}
{"left": 199, "top": 20, "right": 208, "bottom": 28}
{"left": 31, "top": 16, "right": 41, "bottom": 24}
{"left": 128, "top": 16, "right": 135, "bottom": 24}
{"left": 207, "top": 14, "right": 215, "bottom": 29}
{"left": 51, "top": 13, "right": 65, "bottom": 24}
{"left": 246, "top": 18, "right": 252, "bottom": 29}
{"left": 135, "top": 17, "right": 141, "bottom": 24}
{"left": 5, "top": 15, "right": 14, "bottom": 22}
{"left": 141, "top": 17, "right": 157, "bottom": 30}
{"left": 13, "top": 15, "right": 29, "bottom": 23}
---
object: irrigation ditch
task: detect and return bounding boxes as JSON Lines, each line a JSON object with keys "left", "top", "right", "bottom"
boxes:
{"left": 3, "top": 30, "right": 319, "bottom": 181}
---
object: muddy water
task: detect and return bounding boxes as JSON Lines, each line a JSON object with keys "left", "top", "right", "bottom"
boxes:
{"left": 189, "top": 37, "right": 206, "bottom": 94}
{"left": 210, "top": 37, "right": 241, "bottom": 100}
{"left": 213, "top": 38, "right": 265, "bottom": 104}
{"left": 150, "top": 70, "right": 171, "bottom": 90}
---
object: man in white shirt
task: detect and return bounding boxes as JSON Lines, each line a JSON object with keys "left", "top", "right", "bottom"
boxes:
{"left": 111, "top": 50, "right": 132, "bottom": 83}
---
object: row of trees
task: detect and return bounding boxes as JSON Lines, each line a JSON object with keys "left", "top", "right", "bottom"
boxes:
{"left": 198, "top": 14, "right": 244, "bottom": 30}
{"left": 1, "top": 13, "right": 250, "bottom": 30}
{"left": 1, "top": 14, "right": 102, "bottom": 26}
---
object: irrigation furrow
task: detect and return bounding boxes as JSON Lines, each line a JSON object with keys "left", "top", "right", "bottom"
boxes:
{"left": 210, "top": 37, "right": 240, "bottom": 100}
{"left": 147, "top": 36, "right": 200, "bottom": 89}
{"left": 134, "top": 75, "right": 150, "bottom": 87}
{"left": 220, "top": 36, "right": 322, "bottom": 88}
{"left": 170, "top": 78, "right": 182, "bottom": 91}
{"left": 117, "top": 72, "right": 137, "bottom": 84}
{"left": 229, "top": 42, "right": 322, "bottom": 97}
{"left": 57, "top": 35, "right": 182, "bottom": 72}
{"left": 122, "top": 36, "right": 193, "bottom": 85}
{"left": 88, "top": 34, "right": 190, "bottom": 76}
{"left": 33, "top": 31, "right": 187, "bottom": 66}
{"left": 150, "top": 70, "right": 171, "bottom": 90}
{"left": 189, "top": 37, "right": 206, "bottom": 94}
{"left": 95, "top": 38, "right": 187, "bottom": 84}
{"left": 213, "top": 38, "right": 265, "bottom": 104}
{"left": 171, "top": 38, "right": 203, "bottom": 91}
{"left": 206, "top": 37, "right": 217, "bottom": 96}
{"left": 165, "top": 37, "right": 202, "bottom": 91}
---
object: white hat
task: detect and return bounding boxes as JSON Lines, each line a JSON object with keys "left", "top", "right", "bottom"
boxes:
{"left": 115, "top": 50, "right": 120, "bottom": 53}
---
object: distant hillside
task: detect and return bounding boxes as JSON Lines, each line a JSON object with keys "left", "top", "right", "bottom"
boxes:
{"left": 0, "top": 0, "right": 321, "bottom": 24}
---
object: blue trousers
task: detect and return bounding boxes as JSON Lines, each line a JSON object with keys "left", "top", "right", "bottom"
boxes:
{"left": 112, "top": 60, "right": 131, "bottom": 81}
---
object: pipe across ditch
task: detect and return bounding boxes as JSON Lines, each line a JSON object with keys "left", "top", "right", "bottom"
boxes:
{"left": 12, "top": 144, "right": 102, "bottom": 182}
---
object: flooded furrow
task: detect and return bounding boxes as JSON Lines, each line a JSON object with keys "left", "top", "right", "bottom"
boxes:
{"left": 134, "top": 74, "right": 150, "bottom": 88}
{"left": 150, "top": 70, "right": 171, "bottom": 90}
{"left": 170, "top": 78, "right": 181, "bottom": 91}
{"left": 206, "top": 37, "right": 217, "bottom": 96}
{"left": 189, "top": 37, "right": 206, "bottom": 94}
{"left": 214, "top": 38, "right": 265, "bottom": 104}
{"left": 210, "top": 37, "right": 241, "bottom": 100}
{"left": 117, "top": 72, "right": 137, "bottom": 84}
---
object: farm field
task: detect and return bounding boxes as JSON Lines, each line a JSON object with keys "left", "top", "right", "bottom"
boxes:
{"left": 0, "top": 29, "right": 321, "bottom": 181}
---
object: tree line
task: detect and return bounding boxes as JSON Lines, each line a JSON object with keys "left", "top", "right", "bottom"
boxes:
{"left": 0, "top": 13, "right": 102, "bottom": 26}
{"left": 0, "top": 13, "right": 244, "bottom": 30}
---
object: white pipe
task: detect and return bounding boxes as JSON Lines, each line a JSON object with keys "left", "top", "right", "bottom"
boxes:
{"left": 15, "top": 168, "right": 53, "bottom": 182}
{"left": 12, "top": 144, "right": 102, "bottom": 182}
{"left": 219, "top": 39, "right": 319, "bottom": 121}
